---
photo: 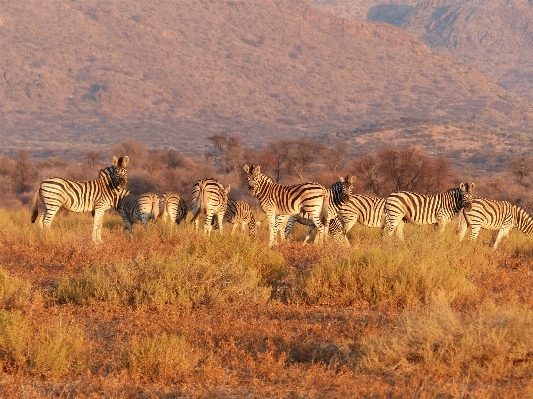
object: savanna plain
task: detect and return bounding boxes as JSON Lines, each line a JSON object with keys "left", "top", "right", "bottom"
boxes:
{"left": 1, "top": 208, "right": 533, "bottom": 398}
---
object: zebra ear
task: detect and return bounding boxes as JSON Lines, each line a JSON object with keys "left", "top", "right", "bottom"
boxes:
{"left": 338, "top": 175, "right": 345, "bottom": 182}
{"left": 254, "top": 165, "right": 260, "bottom": 175}
{"left": 244, "top": 165, "right": 250, "bottom": 173}
{"left": 349, "top": 175, "right": 356, "bottom": 183}
{"left": 225, "top": 184, "right": 231, "bottom": 194}
{"left": 113, "top": 156, "right": 118, "bottom": 166}
{"left": 470, "top": 182, "right": 475, "bottom": 191}
{"left": 123, "top": 156, "right": 129, "bottom": 167}
{"left": 460, "top": 183, "right": 465, "bottom": 191}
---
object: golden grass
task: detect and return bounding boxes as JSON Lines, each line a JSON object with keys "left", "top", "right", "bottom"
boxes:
{"left": 0, "top": 209, "right": 532, "bottom": 397}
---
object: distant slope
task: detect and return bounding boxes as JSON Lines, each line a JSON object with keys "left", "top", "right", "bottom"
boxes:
{"left": 1, "top": 0, "right": 532, "bottom": 158}
{"left": 309, "top": 0, "right": 533, "bottom": 101}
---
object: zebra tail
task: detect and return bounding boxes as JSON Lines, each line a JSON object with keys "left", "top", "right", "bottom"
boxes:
{"left": 150, "top": 196, "right": 159, "bottom": 221}
{"left": 30, "top": 187, "right": 40, "bottom": 223}
{"left": 157, "top": 196, "right": 167, "bottom": 219}
{"left": 320, "top": 190, "right": 330, "bottom": 227}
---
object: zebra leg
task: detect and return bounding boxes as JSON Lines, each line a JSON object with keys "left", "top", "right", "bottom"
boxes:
{"left": 284, "top": 216, "right": 297, "bottom": 241}
{"left": 92, "top": 207, "right": 105, "bottom": 244}
{"left": 493, "top": 226, "right": 511, "bottom": 249}
{"left": 204, "top": 212, "right": 214, "bottom": 236}
{"left": 470, "top": 226, "right": 481, "bottom": 243}
{"left": 216, "top": 213, "right": 224, "bottom": 236}
{"left": 395, "top": 220, "right": 405, "bottom": 241}
{"left": 267, "top": 213, "right": 278, "bottom": 246}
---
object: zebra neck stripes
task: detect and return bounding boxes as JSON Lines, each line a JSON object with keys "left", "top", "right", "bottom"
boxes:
{"left": 30, "top": 155, "right": 129, "bottom": 243}
{"left": 244, "top": 164, "right": 330, "bottom": 246}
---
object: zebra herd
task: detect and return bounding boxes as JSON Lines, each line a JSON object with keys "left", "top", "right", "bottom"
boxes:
{"left": 29, "top": 156, "right": 533, "bottom": 249}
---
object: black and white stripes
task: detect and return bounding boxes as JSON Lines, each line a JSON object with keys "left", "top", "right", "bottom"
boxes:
{"left": 243, "top": 164, "right": 329, "bottom": 246}
{"left": 118, "top": 192, "right": 160, "bottom": 236}
{"left": 383, "top": 183, "right": 474, "bottom": 240}
{"left": 457, "top": 197, "right": 533, "bottom": 249}
{"left": 30, "top": 156, "right": 129, "bottom": 243}
{"left": 190, "top": 178, "right": 230, "bottom": 236}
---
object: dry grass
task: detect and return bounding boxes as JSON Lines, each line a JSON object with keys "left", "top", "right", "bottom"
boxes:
{"left": 0, "top": 209, "right": 533, "bottom": 397}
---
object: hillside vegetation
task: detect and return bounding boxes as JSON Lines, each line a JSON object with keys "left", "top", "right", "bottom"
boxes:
{"left": 1, "top": 0, "right": 533, "bottom": 160}
{"left": 310, "top": 0, "right": 533, "bottom": 100}
{"left": 1, "top": 209, "right": 533, "bottom": 397}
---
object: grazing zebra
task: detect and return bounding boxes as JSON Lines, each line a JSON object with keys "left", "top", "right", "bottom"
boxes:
{"left": 190, "top": 178, "right": 230, "bottom": 236}
{"left": 212, "top": 198, "right": 260, "bottom": 239}
{"left": 118, "top": 192, "right": 160, "bottom": 236}
{"left": 243, "top": 164, "right": 330, "bottom": 246}
{"left": 30, "top": 156, "right": 129, "bottom": 243}
{"left": 456, "top": 197, "right": 533, "bottom": 249}
{"left": 383, "top": 183, "right": 475, "bottom": 241}
{"left": 340, "top": 194, "right": 386, "bottom": 232}
{"left": 159, "top": 192, "right": 188, "bottom": 225}
{"left": 283, "top": 214, "right": 350, "bottom": 246}
{"left": 282, "top": 175, "right": 356, "bottom": 242}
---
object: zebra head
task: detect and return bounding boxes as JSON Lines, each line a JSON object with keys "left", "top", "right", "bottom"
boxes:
{"left": 459, "top": 182, "right": 475, "bottom": 212}
{"left": 244, "top": 164, "right": 262, "bottom": 196}
{"left": 111, "top": 156, "right": 129, "bottom": 191}
{"left": 339, "top": 175, "right": 356, "bottom": 204}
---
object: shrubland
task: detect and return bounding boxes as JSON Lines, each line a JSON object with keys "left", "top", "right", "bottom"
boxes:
{"left": 1, "top": 206, "right": 532, "bottom": 398}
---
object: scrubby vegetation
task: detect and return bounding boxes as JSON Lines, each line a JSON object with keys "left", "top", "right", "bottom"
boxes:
{"left": 1, "top": 206, "right": 533, "bottom": 397}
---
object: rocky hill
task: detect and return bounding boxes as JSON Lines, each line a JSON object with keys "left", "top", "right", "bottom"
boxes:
{"left": 310, "top": 0, "right": 533, "bottom": 101}
{"left": 1, "top": 0, "right": 533, "bottom": 159}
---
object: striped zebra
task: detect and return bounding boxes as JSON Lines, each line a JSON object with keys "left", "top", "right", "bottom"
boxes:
{"left": 340, "top": 194, "right": 386, "bottom": 232}
{"left": 159, "top": 192, "right": 188, "bottom": 225}
{"left": 456, "top": 197, "right": 533, "bottom": 249}
{"left": 30, "top": 156, "right": 129, "bottom": 243}
{"left": 212, "top": 199, "right": 260, "bottom": 238}
{"left": 282, "top": 175, "right": 356, "bottom": 242}
{"left": 283, "top": 214, "right": 350, "bottom": 246}
{"left": 287, "top": 194, "right": 386, "bottom": 245}
{"left": 383, "top": 183, "right": 475, "bottom": 241}
{"left": 243, "top": 164, "right": 330, "bottom": 246}
{"left": 118, "top": 192, "right": 160, "bottom": 236}
{"left": 190, "top": 178, "right": 230, "bottom": 236}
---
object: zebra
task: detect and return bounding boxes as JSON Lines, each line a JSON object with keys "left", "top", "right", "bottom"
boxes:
{"left": 212, "top": 198, "right": 260, "bottom": 239}
{"left": 456, "top": 197, "right": 533, "bottom": 249}
{"left": 118, "top": 192, "right": 160, "bottom": 236}
{"left": 158, "top": 192, "right": 188, "bottom": 225}
{"left": 283, "top": 214, "right": 350, "bottom": 246}
{"left": 282, "top": 175, "right": 356, "bottom": 242}
{"left": 340, "top": 194, "right": 386, "bottom": 232}
{"left": 30, "top": 156, "right": 129, "bottom": 243}
{"left": 383, "top": 183, "right": 475, "bottom": 241}
{"left": 190, "top": 178, "right": 230, "bottom": 236}
{"left": 243, "top": 164, "right": 330, "bottom": 246}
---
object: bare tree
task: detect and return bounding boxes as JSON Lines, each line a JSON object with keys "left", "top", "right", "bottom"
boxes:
{"left": 111, "top": 140, "right": 147, "bottom": 169}
{"left": 84, "top": 150, "right": 104, "bottom": 168}
{"left": 353, "top": 153, "right": 381, "bottom": 195}
{"left": 13, "top": 150, "right": 35, "bottom": 193}
{"left": 207, "top": 132, "right": 244, "bottom": 174}
{"left": 322, "top": 142, "right": 348, "bottom": 173}
{"left": 507, "top": 154, "right": 533, "bottom": 184}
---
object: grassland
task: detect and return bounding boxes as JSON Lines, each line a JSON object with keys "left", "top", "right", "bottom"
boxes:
{"left": 1, "top": 208, "right": 533, "bottom": 398}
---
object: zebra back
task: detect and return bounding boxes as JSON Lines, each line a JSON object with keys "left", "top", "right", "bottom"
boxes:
{"left": 340, "top": 194, "right": 386, "bottom": 231}
{"left": 159, "top": 192, "right": 188, "bottom": 224}
{"left": 118, "top": 192, "right": 159, "bottom": 234}
{"left": 190, "top": 178, "right": 229, "bottom": 220}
